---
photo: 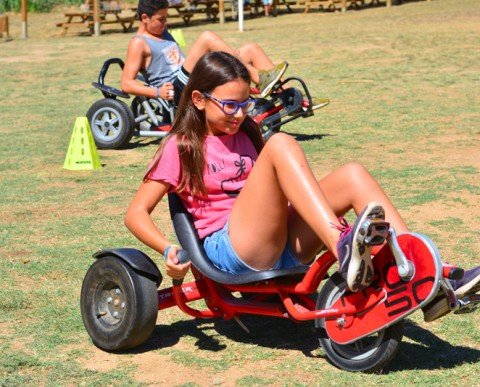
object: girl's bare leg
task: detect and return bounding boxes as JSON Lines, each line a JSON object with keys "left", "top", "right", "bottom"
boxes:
{"left": 229, "top": 133, "right": 342, "bottom": 270}
{"left": 288, "top": 162, "right": 408, "bottom": 262}
{"left": 229, "top": 133, "right": 408, "bottom": 270}
{"left": 182, "top": 31, "right": 273, "bottom": 83}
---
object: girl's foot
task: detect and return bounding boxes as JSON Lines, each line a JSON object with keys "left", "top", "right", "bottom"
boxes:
{"left": 337, "top": 203, "right": 387, "bottom": 292}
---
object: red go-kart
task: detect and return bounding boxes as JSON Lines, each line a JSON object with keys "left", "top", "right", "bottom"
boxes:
{"left": 80, "top": 193, "right": 477, "bottom": 372}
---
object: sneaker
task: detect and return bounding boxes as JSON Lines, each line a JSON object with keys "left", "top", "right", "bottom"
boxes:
{"left": 336, "top": 202, "right": 387, "bottom": 292}
{"left": 257, "top": 61, "right": 288, "bottom": 98}
{"left": 423, "top": 266, "right": 480, "bottom": 322}
{"left": 302, "top": 97, "right": 330, "bottom": 112}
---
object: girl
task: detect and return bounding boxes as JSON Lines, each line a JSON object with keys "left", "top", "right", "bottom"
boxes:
{"left": 125, "top": 52, "right": 480, "bottom": 311}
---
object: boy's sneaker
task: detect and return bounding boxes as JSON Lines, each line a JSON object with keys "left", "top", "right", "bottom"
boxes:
{"left": 302, "top": 97, "right": 330, "bottom": 112}
{"left": 336, "top": 202, "right": 388, "bottom": 292}
{"left": 257, "top": 61, "right": 288, "bottom": 98}
{"left": 423, "top": 266, "right": 480, "bottom": 322}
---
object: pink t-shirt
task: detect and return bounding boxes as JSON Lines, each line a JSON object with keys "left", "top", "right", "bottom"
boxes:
{"left": 147, "top": 131, "right": 258, "bottom": 238}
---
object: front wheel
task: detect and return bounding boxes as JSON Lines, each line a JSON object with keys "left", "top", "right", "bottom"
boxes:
{"left": 80, "top": 256, "right": 158, "bottom": 351}
{"left": 86, "top": 98, "right": 135, "bottom": 149}
{"left": 315, "top": 273, "right": 403, "bottom": 373}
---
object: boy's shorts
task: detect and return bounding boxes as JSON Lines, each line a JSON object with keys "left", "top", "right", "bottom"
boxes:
{"left": 172, "top": 66, "right": 190, "bottom": 106}
{"left": 262, "top": 0, "right": 273, "bottom": 5}
{"left": 203, "top": 221, "right": 307, "bottom": 275}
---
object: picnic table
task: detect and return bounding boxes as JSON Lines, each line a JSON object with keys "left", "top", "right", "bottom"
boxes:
{"left": 188, "top": 0, "right": 220, "bottom": 21}
{"left": 56, "top": 6, "right": 137, "bottom": 36}
{"left": 168, "top": 3, "right": 195, "bottom": 25}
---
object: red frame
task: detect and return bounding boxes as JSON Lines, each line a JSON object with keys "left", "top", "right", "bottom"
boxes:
{"left": 157, "top": 251, "right": 357, "bottom": 321}
{"left": 155, "top": 233, "right": 455, "bottom": 344}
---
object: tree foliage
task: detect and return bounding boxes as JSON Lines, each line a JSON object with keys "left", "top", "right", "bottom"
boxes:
{"left": 0, "top": 0, "right": 82, "bottom": 13}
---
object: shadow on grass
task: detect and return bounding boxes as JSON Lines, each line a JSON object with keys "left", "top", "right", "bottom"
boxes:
{"left": 127, "top": 315, "right": 317, "bottom": 355}
{"left": 124, "top": 136, "right": 163, "bottom": 149}
{"left": 128, "top": 316, "right": 480, "bottom": 372}
{"left": 389, "top": 320, "right": 480, "bottom": 371}
{"left": 282, "top": 131, "right": 335, "bottom": 142}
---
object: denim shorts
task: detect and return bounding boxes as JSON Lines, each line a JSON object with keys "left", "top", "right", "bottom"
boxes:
{"left": 203, "top": 222, "right": 306, "bottom": 275}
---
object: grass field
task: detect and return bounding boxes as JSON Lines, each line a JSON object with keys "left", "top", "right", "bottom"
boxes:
{"left": 1, "top": 0, "right": 479, "bottom": 385}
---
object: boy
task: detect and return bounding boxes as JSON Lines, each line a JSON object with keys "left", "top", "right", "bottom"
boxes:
{"left": 121, "top": 0, "right": 288, "bottom": 105}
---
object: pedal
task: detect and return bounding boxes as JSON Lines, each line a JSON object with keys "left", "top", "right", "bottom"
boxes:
{"left": 357, "top": 219, "right": 390, "bottom": 246}
{"left": 442, "top": 264, "right": 464, "bottom": 280}
{"left": 454, "top": 294, "right": 480, "bottom": 315}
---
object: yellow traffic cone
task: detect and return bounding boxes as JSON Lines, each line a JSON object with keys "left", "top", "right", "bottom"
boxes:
{"left": 170, "top": 28, "right": 186, "bottom": 48}
{"left": 63, "top": 117, "right": 101, "bottom": 171}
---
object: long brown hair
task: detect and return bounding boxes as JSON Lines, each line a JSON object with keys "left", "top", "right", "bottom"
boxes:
{"left": 145, "top": 51, "right": 264, "bottom": 196}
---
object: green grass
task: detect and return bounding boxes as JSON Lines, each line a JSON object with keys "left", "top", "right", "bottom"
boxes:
{"left": 1, "top": 0, "right": 479, "bottom": 384}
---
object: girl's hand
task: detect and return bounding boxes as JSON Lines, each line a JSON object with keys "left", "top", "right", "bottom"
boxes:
{"left": 159, "top": 82, "right": 175, "bottom": 101}
{"left": 165, "top": 245, "right": 191, "bottom": 280}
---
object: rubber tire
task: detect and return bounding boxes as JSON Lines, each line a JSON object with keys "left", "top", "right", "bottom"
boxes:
{"left": 86, "top": 98, "right": 135, "bottom": 149}
{"left": 80, "top": 256, "right": 158, "bottom": 351}
{"left": 131, "top": 97, "right": 169, "bottom": 131}
{"left": 316, "top": 272, "right": 403, "bottom": 373}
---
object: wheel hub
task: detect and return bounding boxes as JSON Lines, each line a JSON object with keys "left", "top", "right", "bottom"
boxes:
{"left": 92, "top": 109, "right": 121, "bottom": 140}
{"left": 97, "top": 285, "right": 126, "bottom": 326}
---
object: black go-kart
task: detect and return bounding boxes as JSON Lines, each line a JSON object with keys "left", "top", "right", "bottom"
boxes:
{"left": 86, "top": 57, "right": 329, "bottom": 149}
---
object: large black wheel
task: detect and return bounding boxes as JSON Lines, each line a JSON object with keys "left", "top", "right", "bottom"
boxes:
{"left": 80, "top": 256, "right": 158, "bottom": 351}
{"left": 86, "top": 98, "right": 135, "bottom": 149}
{"left": 131, "top": 97, "right": 171, "bottom": 131}
{"left": 315, "top": 273, "right": 403, "bottom": 373}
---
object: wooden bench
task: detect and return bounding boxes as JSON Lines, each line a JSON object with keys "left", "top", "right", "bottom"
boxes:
{"left": 274, "top": 0, "right": 297, "bottom": 13}
{"left": 99, "top": 15, "right": 136, "bottom": 31}
{"left": 169, "top": 4, "right": 195, "bottom": 25}
{"left": 189, "top": 0, "right": 220, "bottom": 21}
{"left": 302, "top": 0, "right": 356, "bottom": 12}
{"left": 302, "top": 0, "right": 394, "bottom": 12}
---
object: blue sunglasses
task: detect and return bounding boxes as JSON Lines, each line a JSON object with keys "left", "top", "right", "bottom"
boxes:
{"left": 203, "top": 93, "right": 256, "bottom": 116}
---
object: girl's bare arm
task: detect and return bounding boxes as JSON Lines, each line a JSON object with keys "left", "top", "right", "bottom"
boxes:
{"left": 125, "top": 179, "right": 190, "bottom": 279}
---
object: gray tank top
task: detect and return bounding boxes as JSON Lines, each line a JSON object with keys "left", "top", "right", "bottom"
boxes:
{"left": 138, "top": 32, "right": 185, "bottom": 87}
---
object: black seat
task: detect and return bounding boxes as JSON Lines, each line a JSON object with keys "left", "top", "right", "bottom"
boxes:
{"left": 168, "top": 193, "right": 309, "bottom": 285}
{"left": 92, "top": 58, "right": 130, "bottom": 99}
